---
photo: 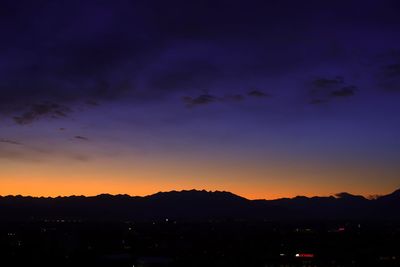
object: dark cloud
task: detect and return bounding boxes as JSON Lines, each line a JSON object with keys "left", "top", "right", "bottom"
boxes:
{"left": 309, "top": 77, "right": 357, "bottom": 103}
{"left": 248, "top": 90, "right": 270, "bottom": 98}
{"left": 0, "top": 139, "right": 22, "bottom": 145}
{"left": 309, "top": 99, "right": 328, "bottom": 105}
{"left": 85, "top": 100, "right": 99, "bottom": 106}
{"left": 0, "top": 1, "right": 159, "bottom": 122}
{"left": 331, "top": 86, "right": 356, "bottom": 97}
{"left": 74, "top": 136, "right": 89, "bottom": 141}
{"left": 1, "top": 0, "right": 400, "bottom": 123}
{"left": 70, "top": 154, "right": 91, "bottom": 162}
{"left": 149, "top": 60, "right": 220, "bottom": 92}
{"left": 183, "top": 89, "right": 273, "bottom": 107}
{"left": 224, "top": 94, "right": 245, "bottom": 102}
{"left": 13, "top": 103, "right": 71, "bottom": 125}
{"left": 0, "top": 150, "right": 41, "bottom": 162}
{"left": 0, "top": 139, "right": 91, "bottom": 162}
{"left": 382, "top": 64, "right": 400, "bottom": 78}
{"left": 377, "top": 63, "right": 400, "bottom": 91}
{"left": 312, "top": 77, "right": 344, "bottom": 89}
{"left": 182, "top": 94, "right": 219, "bottom": 107}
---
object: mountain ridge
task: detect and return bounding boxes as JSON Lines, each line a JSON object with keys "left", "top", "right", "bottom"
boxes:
{"left": 1, "top": 188, "right": 399, "bottom": 221}
{"left": 1, "top": 188, "right": 396, "bottom": 200}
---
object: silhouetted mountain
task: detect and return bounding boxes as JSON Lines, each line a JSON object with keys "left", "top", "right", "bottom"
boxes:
{"left": 335, "top": 192, "right": 367, "bottom": 200}
{"left": 371, "top": 189, "right": 400, "bottom": 220}
{"left": 377, "top": 188, "right": 400, "bottom": 202}
{"left": 1, "top": 189, "right": 399, "bottom": 221}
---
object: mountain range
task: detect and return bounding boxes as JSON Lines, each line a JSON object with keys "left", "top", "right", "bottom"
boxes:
{"left": 1, "top": 189, "right": 399, "bottom": 221}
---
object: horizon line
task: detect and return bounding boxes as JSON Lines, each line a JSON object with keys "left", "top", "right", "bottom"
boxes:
{"left": 1, "top": 187, "right": 398, "bottom": 201}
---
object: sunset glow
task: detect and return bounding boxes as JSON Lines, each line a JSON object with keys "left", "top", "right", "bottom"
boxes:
{"left": 1, "top": 0, "right": 400, "bottom": 199}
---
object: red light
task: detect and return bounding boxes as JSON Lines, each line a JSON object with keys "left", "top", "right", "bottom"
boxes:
{"left": 296, "top": 253, "right": 314, "bottom": 258}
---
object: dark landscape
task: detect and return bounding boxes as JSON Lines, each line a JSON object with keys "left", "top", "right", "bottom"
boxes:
{"left": 2, "top": 189, "right": 400, "bottom": 221}
{"left": 1, "top": 189, "right": 400, "bottom": 266}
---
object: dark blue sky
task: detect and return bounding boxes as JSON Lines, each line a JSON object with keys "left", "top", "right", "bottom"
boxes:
{"left": 1, "top": 0, "right": 400, "bottom": 198}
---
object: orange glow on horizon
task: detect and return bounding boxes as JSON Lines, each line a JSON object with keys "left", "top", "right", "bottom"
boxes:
{"left": 1, "top": 155, "right": 398, "bottom": 200}
{"left": 0, "top": 177, "right": 395, "bottom": 200}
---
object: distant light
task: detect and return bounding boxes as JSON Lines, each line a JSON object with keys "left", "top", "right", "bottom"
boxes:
{"left": 280, "top": 253, "right": 285, "bottom": 256}
{"left": 296, "top": 253, "right": 314, "bottom": 258}
{"left": 165, "top": 218, "right": 169, "bottom": 222}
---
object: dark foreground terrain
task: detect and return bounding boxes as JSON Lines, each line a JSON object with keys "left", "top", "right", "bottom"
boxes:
{"left": 1, "top": 189, "right": 400, "bottom": 266}
{"left": 1, "top": 220, "right": 400, "bottom": 267}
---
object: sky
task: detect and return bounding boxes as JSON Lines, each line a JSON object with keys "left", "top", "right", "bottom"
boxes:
{"left": 1, "top": 0, "right": 400, "bottom": 199}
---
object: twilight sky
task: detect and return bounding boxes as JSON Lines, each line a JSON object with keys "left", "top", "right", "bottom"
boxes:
{"left": 1, "top": 0, "right": 400, "bottom": 199}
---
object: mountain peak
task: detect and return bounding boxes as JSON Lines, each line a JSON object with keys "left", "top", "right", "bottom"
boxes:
{"left": 335, "top": 192, "right": 366, "bottom": 200}
{"left": 147, "top": 189, "right": 248, "bottom": 202}
{"left": 390, "top": 188, "right": 400, "bottom": 196}
{"left": 377, "top": 188, "right": 400, "bottom": 201}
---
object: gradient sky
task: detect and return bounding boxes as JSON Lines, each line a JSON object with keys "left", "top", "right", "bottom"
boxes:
{"left": 1, "top": 0, "right": 400, "bottom": 199}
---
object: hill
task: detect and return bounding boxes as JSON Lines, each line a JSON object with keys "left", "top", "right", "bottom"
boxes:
{"left": 0, "top": 189, "right": 399, "bottom": 221}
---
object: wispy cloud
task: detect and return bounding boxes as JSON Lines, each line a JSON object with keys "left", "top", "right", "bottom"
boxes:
{"left": 309, "top": 99, "right": 328, "bottom": 105}
{"left": 308, "top": 76, "right": 357, "bottom": 104}
{"left": 182, "top": 89, "right": 272, "bottom": 107}
{"left": 224, "top": 94, "right": 245, "bottom": 102}
{"left": 0, "top": 139, "right": 22, "bottom": 145}
{"left": 74, "top": 136, "right": 89, "bottom": 141}
{"left": 331, "top": 86, "right": 356, "bottom": 97}
{"left": 377, "top": 63, "right": 400, "bottom": 91}
{"left": 312, "top": 77, "right": 344, "bottom": 89}
{"left": 247, "top": 90, "right": 271, "bottom": 98}
{"left": 182, "top": 94, "right": 219, "bottom": 107}
{"left": 13, "top": 103, "right": 71, "bottom": 125}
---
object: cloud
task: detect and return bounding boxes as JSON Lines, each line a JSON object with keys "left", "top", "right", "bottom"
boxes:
{"left": 308, "top": 77, "right": 357, "bottom": 103}
{"left": 149, "top": 60, "right": 220, "bottom": 92}
{"left": 1, "top": 0, "right": 400, "bottom": 124}
{"left": 224, "top": 94, "right": 245, "bottom": 102}
{"left": 331, "top": 86, "right": 356, "bottom": 97}
{"left": 182, "top": 89, "right": 273, "bottom": 107}
{"left": 383, "top": 63, "right": 400, "bottom": 78}
{"left": 377, "top": 63, "right": 400, "bottom": 91}
{"left": 309, "top": 99, "right": 328, "bottom": 105}
{"left": 0, "top": 140, "right": 91, "bottom": 162}
{"left": 247, "top": 90, "right": 270, "bottom": 98}
{"left": 85, "top": 100, "right": 100, "bottom": 106}
{"left": 13, "top": 103, "right": 71, "bottom": 125}
{"left": 312, "top": 77, "right": 344, "bottom": 89}
{"left": 0, "top": 2, "right": 160, "bottom": 123}
{"left": 0, "top": 149, "right": 42, "bottom": 162}
{"left": 69, "top": 153, "right": 91, "bottom": 162}
{"left": 0, "top": 139, "right": 22, "bottom": 145}
{"left": 74, "top": 136, "right": 89, "bottom": 141}
{"left": 182, "top": 94, "right": 219, "bottom": 107}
